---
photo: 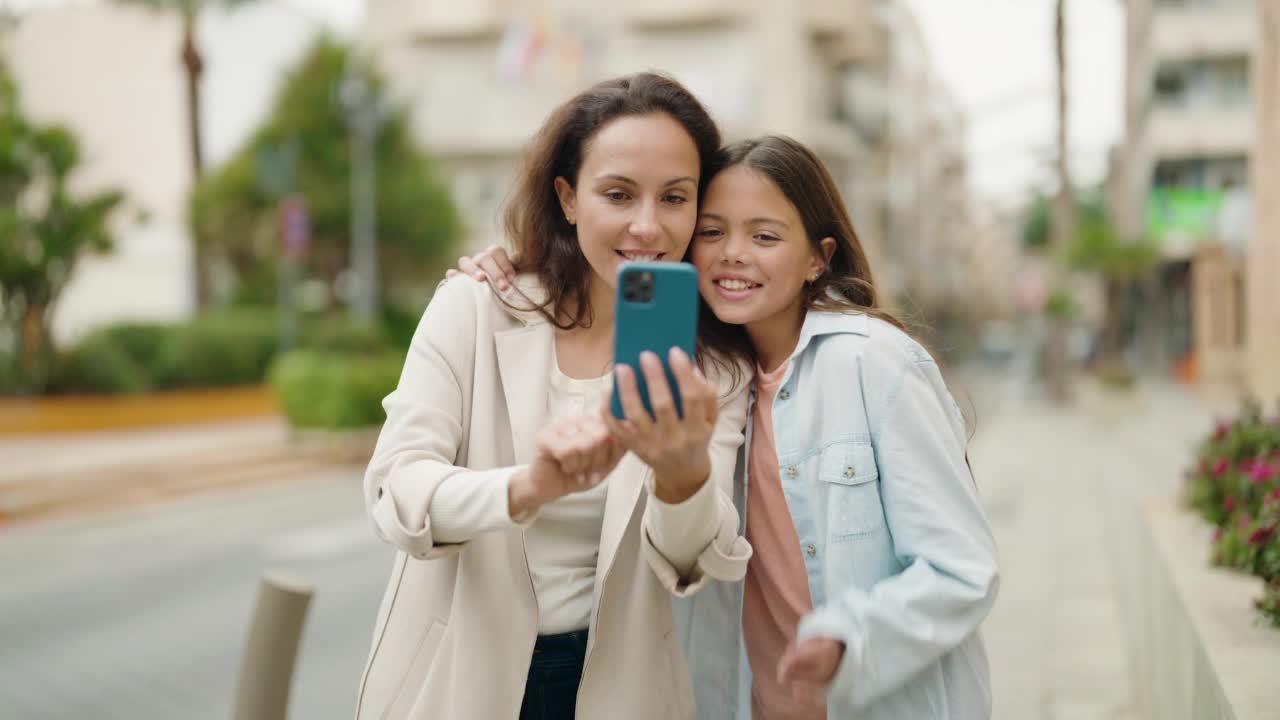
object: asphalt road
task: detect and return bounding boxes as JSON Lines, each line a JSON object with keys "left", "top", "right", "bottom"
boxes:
{"left": 0, "top": 469, "right": 392, "bottom": 720}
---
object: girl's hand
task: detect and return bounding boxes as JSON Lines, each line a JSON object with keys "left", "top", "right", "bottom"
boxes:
{"left": 508, "top": 413, "right": 624, "bottom": 517}
{"left": 777, "top": 637, "right": 845, "bottom": 707}
{"left": 444, "top": 244, "right": 517, "bottom": 291}
{"left": 606, "top": 347, "right": 717, "bottom": 504}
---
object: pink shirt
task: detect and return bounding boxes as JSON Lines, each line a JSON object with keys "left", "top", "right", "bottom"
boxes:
{"left": 742, "top": 361, "right": 825, "bottom": 720}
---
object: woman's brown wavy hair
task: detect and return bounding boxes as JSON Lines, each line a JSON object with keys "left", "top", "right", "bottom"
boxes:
{"left": 504, "top": 71, "right": 752, "bottom": 380}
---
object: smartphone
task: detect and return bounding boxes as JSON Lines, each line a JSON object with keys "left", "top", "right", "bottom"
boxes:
{"left": 611, "top": 262, "right": 699, "bottom": 420}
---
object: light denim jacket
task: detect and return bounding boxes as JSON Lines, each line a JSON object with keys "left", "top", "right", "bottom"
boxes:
{"left": 674, "top": 310, "right": 999, "bottom": 719}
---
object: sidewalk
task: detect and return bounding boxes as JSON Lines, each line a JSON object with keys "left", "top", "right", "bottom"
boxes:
{"left": 0, "top": 418, "right": 291, "bottom": 483}
{"left": 0, "top": 418, "right": 374, "bottom": 524}
{"left": 970, "top": 373, "right": 1214, "bottom": 720}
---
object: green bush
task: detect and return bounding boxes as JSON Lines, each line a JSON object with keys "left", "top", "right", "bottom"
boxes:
{"left": 48, "top": 333, "right": 151, "bottom": 394}
{"left": 44, "top": 323, "right": 166, "bottom": 394}
{"left": 299, "top": 315, "right": 392, "bottom": 354}
{"left": 269, "top": 349, "right": 403, "bottom": 429}
{"left": 48, "top": 311, "right": 277, "bottom": 393}
{"left": 0, "top": 349, "right": 30, "bottom": 395}
{"left": 152, "top": 310, "right": 280, "bottom": 389}
{"left": 92, "top": 323, "right": 171, "bottom": 370}
{"left": 1184, "top": 400, "right": 1280, "bottom": 627}
{"left": 45, "top": 305, "right": 416, "bottom": 395}
{"left": 381, "top": 304, "right": 422, "bottom": 350}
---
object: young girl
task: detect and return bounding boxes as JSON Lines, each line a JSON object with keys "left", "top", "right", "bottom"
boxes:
{"left": 456, "top": 134, "right": 999, "bottom": 719}
{"left": 357, "top": 73, "right": 753, "bottom": 720}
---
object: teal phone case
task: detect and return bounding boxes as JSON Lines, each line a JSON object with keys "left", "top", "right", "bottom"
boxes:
{"left": 611, "top": 262, "right": 699, "bottom": 420}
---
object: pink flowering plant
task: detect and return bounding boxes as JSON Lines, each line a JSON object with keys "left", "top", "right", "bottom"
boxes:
{"left": 1184, "top": 400, "right": 1280, "bottom": 627}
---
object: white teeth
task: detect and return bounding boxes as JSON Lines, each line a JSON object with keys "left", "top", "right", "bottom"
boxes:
{"left": 717, "top": 279, "right": 755, "bottom": 291}
{"left": 620, "top": 251, "right": 659, "bottom": 261}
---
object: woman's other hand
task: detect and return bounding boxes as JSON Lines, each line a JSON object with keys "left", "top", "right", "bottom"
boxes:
{"left": 508, "top": 413, "right": 624, "bottom": 517}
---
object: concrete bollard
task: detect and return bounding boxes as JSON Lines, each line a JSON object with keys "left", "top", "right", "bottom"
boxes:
{"left": 233, "top": 571, "right": 315, "bottom": 720}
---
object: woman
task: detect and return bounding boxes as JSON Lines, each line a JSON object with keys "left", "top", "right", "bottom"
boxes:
{"left": 356, "top": 73, "right": 752, "bottom": 720}
{"left": 457, "top": 135, "right": 1000, "bottom": 719}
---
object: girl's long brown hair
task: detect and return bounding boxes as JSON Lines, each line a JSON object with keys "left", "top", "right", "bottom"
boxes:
{"left": 707, "top": 135, "right": 976, "bottom": 471}
{"left": 709, "top": 134, "right": 907, "bottom": 330}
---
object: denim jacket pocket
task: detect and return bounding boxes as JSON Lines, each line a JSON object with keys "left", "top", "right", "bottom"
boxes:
{"left": 818, "top": 442, "right": 884, "bottom": 541}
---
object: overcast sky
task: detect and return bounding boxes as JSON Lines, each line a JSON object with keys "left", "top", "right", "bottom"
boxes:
{"left": 3, "top": 0, "right": 1125, "bottom": 207}
{"left": 905, "top": 0, "right": 1125, "bottom": 205}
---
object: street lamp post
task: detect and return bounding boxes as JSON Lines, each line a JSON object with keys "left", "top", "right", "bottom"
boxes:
{"left": 340, "top": 56, "right": 383, "bottom": 324}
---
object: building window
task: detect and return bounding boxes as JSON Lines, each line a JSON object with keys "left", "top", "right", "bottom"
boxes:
{"left": 1153, "top": 156, "right": 1248, "bottom": 189}
{"left": 1154, "top": 66, "right": 1187, "bottom": 105}
{"left": 1212, "top": 57, "right": 1249, "bottom": 106}
{"left": 1153, "top": 56, "right": 1250, "bottom": 108}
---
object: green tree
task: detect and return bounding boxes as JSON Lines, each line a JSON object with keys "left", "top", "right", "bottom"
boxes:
{"left": 189, "top": 37, "right": 462, "bottom": 311}
{"left": 1067, "top": 200, "right": 1158, "bottom": 374}
{"left": 1023, "top": 191, "right": 1158, "bottom": 376}
{"left": 116, "top": 0, "right": 260, "bottom": 305}
{"left": 0, "top": 60, "right": 128, "bottom": 391}
{"left": 1048, "top": 0, "right": 1076, "bottom": 403}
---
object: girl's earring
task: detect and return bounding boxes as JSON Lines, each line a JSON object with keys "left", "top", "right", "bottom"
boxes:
{"left": 567, "top": 215, "right": 576, "bottom": 225}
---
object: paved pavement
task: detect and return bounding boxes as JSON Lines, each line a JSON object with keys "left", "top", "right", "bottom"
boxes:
{"left": 967, "top": 370, "right": 1214, "bottom": 720}
{"left": 0, "top": 370, "right": 1223, "bottom": 719}
{"left": 0, "top": 418, "right": 294, "bottom": 485}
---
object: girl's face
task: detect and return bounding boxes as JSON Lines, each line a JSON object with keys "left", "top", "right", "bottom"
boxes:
{"left": 555, "top": 113, "right": 700, "bottom": 299}
{"left": 691, "top": 165, "right": 832, "bottom": 331}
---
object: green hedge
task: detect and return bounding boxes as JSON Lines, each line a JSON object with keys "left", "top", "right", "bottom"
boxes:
{"left": 46, "top": 306, "right": 412, "bottom": 395}
{"left": 0, "top": 350, "right": 28, "bottom": 395}
{"left": 268, "top": 349, "right": 403, "bottom": 429}
{"left": 49, "top": 310, "right": 277, "bottom": 394}
{"left": 48, "top": 331, "right": 153, "bottom": 394}
{"left": 1185, "top": 400, "right": 1280, "bottom": 627}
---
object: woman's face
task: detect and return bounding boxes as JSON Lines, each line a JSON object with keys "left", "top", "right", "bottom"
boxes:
{"left": 691, "top": 165, "right": 831, "bottom": 331}
{"left": 555, "top": 113, "right": 700, "bottom": 296}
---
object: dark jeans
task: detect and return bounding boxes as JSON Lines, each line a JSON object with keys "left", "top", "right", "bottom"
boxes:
{"left": 519, "top": 629, "right": 589, "bottom": 720}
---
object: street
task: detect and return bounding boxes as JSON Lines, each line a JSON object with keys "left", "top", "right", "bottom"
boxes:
{"left": 0, "top": 373, "right": 1217, "bottom": 719}
{"left": 0, "top": 471, "right": 390, "bottom": 720}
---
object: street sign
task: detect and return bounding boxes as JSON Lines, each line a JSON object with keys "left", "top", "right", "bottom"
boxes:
{"left": 280, "top": 195, "right": 310, "bottom": 259}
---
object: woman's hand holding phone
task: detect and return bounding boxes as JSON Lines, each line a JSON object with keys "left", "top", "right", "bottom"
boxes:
{"left": 508, "top": 413, "right": 624, "bottom": 518}
{"left": 606, "top": 346, "right": 717, "bottom": 504}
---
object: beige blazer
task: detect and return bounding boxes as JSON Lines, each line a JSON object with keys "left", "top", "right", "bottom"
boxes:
{"left": 355, "top": 275, "right": 751, "bottom": 720}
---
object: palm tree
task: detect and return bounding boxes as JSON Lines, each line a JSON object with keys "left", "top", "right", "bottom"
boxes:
{"left": 116, "top": 0, "right": 258, "bottom": 181}
{"left": 1047, "top": 0, "right": 1077, "bottom": 404}
{"left": 115, "top": 0, "right": 258, "bottom": 304}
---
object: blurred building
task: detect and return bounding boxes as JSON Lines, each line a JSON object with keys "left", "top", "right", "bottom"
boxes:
{"left": 860, "top": 0, "right": 988, "bottom": 345}
{"left": 1118, "top": 0, "right": 1256, "bottom": 386}
{"left": 1, "top": 1, "right": 352, "bottom": 344}
{"left": 3, "top": 5, "right": 195, "bottom": 345}
{"left": 1246, "top": 0, "right": 1280, "bottom": 401}
{"left": 364, "top": 0, "right": 982, "bottom": 317}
